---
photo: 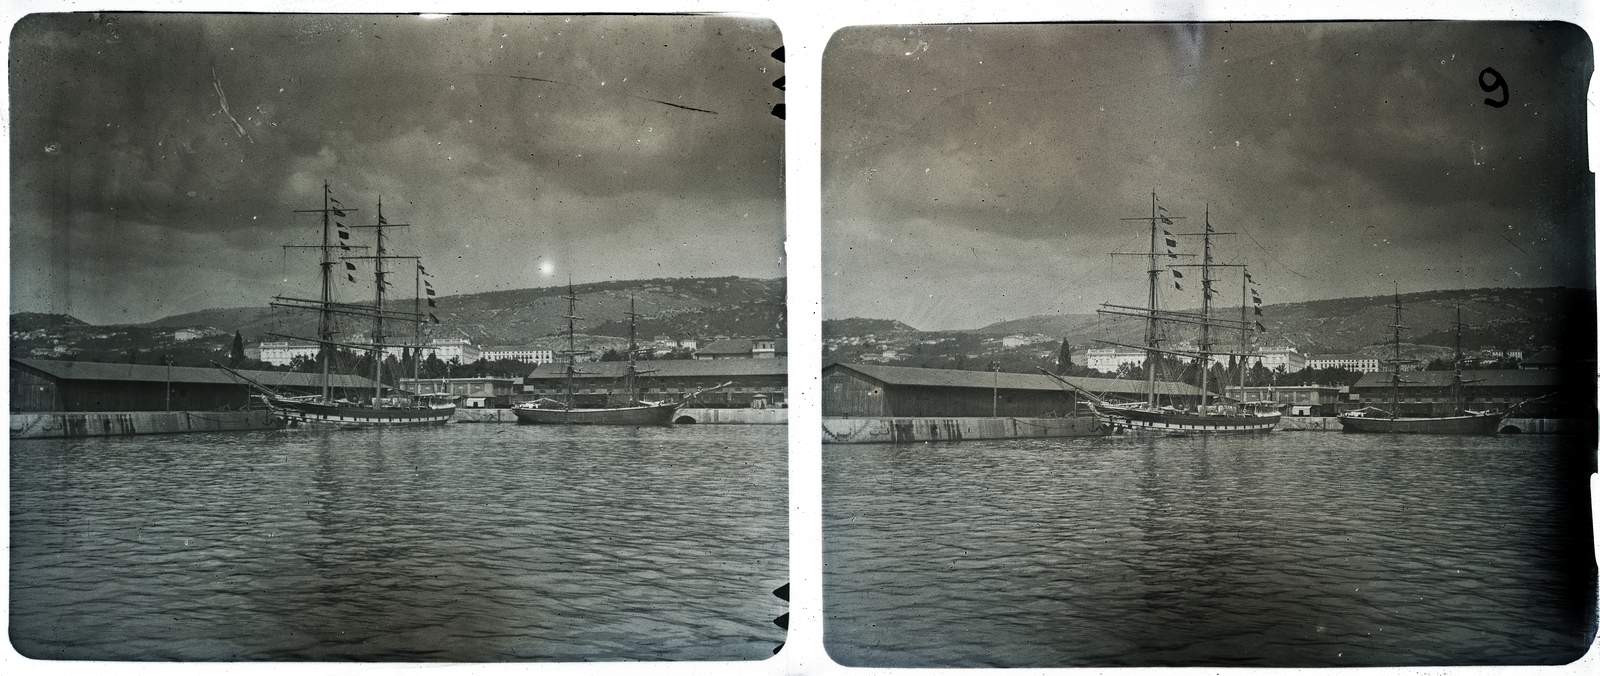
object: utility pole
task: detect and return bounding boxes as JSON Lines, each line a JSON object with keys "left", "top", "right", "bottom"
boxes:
{"left": 991, "top": 361, "right": 1000, "bottom": 417}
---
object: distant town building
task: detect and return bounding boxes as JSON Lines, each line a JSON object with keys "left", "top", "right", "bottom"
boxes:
{"left": 478, "top": 346, "right": 554, "bottom": 364}
{"left": 1306, "top": 354, "right": 1380, "bottom": 373}
{"left": 173, "top": 329, "right": 203, "bottom": 342}
{"left": 1001, "top": 334, "right": 1049, "bottom": 348}
{"left": 258, "top": 341, "right": 319, "bottom": 366}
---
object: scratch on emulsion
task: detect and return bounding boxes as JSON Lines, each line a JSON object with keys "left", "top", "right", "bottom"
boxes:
{"left": 212, "top": 67, "right": 253, "bottom": 143}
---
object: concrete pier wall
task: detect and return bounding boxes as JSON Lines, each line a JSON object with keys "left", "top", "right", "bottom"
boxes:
{"left": 452, "top": 407, "right": 787, "bottom": 424}
{"left": 452, "top": 408, "right": 519, "bottom": 423}
{"left": 674, "top": 408, "right": 787, "bottom": 425}
{"left": 822, "top": 416, "right": 1101, "bottom": 444}
{"left": 11, "top": 410, "right": 280, "bottom": 439}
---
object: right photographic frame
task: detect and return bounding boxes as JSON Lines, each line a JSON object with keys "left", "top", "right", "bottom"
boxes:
{"left": 821, "top": 21, "right": 1596, "bottom": 668}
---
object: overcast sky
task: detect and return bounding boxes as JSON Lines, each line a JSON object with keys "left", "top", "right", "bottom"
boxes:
{"left": 10, "top": 13, "right": 785, "bottom": 325}
{"left": 822, "top": 22, "right": 1593, "bottom": 331}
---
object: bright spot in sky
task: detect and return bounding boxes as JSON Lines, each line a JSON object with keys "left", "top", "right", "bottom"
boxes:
{"left": 540, "top": 261, "right": 555, "bottom": 276}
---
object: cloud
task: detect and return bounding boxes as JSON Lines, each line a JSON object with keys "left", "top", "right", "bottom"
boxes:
{"left": 11, "top": 14, "right": 785, "bottom": 324}
{"left": 823, "top": 22, "right": 1593, "bottom": 329}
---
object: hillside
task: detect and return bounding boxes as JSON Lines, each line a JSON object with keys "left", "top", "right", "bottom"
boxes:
{"left": 821, "top": 318, "right": 920, "bottom": 336}
{"left": 824, "top": 286, "right": 1594, "bottom": 372}
{"left": 12, "top": 276, "right": 785, "bottom": 367}
{"left": 136, "top": 276, "right": 783, "bottom": 343}
{"left": 9, "top": 312, "right": 90, "bottom": 334}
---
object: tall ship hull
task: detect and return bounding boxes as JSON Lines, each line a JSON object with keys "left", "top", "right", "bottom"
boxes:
{"left": 267, "top": 397, "right": 456, "bottom": 428}
{"left": 512, "top": 401, "right": 679, "bottom": 426}
{"left": 1096, "top": 403, "right": 1280, "bottom": 434}
{"left": 1336, "top": 411, "right": 1503, "bottom": 435}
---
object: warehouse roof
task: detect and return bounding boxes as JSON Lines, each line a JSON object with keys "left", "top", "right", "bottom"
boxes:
{"left": 525, "top": 357, "right": 787, "bottom": 380}
{"left": 824, "top": 363, "right": 1206, "bottom": 397}
{"left": 12, "top": 358, "right": 378, "bottom": 390}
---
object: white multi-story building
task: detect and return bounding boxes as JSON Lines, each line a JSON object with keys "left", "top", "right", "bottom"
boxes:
{"left": 1086, "top": 347, "right": 1148, "bottom": 373}
{"left": 1248, "top": 347, "right": 1307, "bottom": 373}
{"left": 1306, "top": 354, "right": 1381, "bottom": 373}
{"left": 479, "top": 346, "right": 555, "bottom": 364}
{"left": 258, "top": 341, "right": 320, "bottom": 366}
{"left": 424, "top": 338, "right": 480, "bottom": 364}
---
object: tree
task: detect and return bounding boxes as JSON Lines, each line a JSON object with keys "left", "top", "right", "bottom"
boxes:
{"left": 421, "top": 353, "right": 447, "bottom": 379}
{"left": 229, "top": 331, "right": 247, "bottom": 368}
{"left": 1056, "top": 338, "right": 1073, "bottom": 374}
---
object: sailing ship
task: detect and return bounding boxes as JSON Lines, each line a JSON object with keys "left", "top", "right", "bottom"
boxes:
{"left": 1337, "top": 292, "right": 1503, "bottom": 434}
{"left": 1078, "top": 193, "right": 1282, "bottom": 434}
{"left": 254, "top": 182, "right": 455, "bottom": 427}
{"left": 511, "top": 286, "right": 711, "bottom": 425}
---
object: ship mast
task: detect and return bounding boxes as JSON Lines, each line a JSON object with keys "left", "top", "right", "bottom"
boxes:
{"left": 626, "top": 295, "right": 640, "bottom": 406}
{"left": 1383, "top": 285, "right": 1416, "bottom": 419}
{"left": 286, "top": 181, "right": 360, "bottom": 402}
{"left": 1239, "top": 267, "right": 1250, "bottom": 396}
{"left": 1168, "top": 206, "right": 1243, "bottom": 412}
{"left": 348, "top": 199, "right": 416, "bottom": 406}
{"left": 559, "top": 279, "right": 586, "bottom": 418}
{"left": 1451, "top": 306, "right": 1465, "bottom": 415}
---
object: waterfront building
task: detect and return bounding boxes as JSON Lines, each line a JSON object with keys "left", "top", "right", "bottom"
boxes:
{"left": 1306, "top": 354, "right": 1380, "bottom": 373}
{"left": 1348, "top": 369, "right": 1567, "bottom": 418}
{"left": 521, "top": 357, "right": 786, "bottom": 409}
{"left": 1519, "top": 348, "right": 1561, "bottom": 370}
{"left": 694, "top": 337, "right": 787, "bottom": 360}
{"left": 1225, "top": 385, "right": 1344, "bottom": 417}
{"left": 822, "top": 363, "right": 1208, "bottom": 418}
{"left": 10, "top": 358, "right": 379, "bottom": 413}
{"left": 258, "top": 341, "right": 319, "bottom": 366}
{"left": 398, "top": 377, "right": 519, "bottom": 408}
{"left": 477, "top": 346, "right": 555, "bottom": 364}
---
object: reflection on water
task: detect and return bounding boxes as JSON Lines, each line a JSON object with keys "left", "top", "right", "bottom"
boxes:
{"left": 11, "top": 424, "right": 787, "bottom": 661}
{"left": 824, "top": 433, "right": 1595, "bottom": 667}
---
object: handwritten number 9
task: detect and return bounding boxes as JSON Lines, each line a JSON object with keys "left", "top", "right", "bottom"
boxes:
{"left": 1479, "top": 67, "right": 1508, "bottom": 108}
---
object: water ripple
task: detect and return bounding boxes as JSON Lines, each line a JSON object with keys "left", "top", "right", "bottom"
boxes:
{"left": 13, "top": 424, "right": 787, "bottom": 661}
{"left": 825, "top": 433, "right": 1595, "bottom": 667}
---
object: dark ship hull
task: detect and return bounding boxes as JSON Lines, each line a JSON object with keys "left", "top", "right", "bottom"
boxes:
{"left": 511, "top": 401, "right": 679, "bottom": 426}
{"left": 1337, "top": 411, "right": 1503, "bottom": 435}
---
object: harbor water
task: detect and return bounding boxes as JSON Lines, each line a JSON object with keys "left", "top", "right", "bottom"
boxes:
{"left": 11, "top": 423, "right": 787, "bottom": 661}
{"left": 824, "top": 433, "right": 1596, "bottom": 667}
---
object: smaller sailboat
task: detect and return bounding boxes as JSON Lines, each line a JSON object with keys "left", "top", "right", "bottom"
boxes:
{"left": 512, "top": 287, "right": 711, "bottom": 425}
{"left": 1337, "top": 292, "right": 1503, "bottom": 434}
